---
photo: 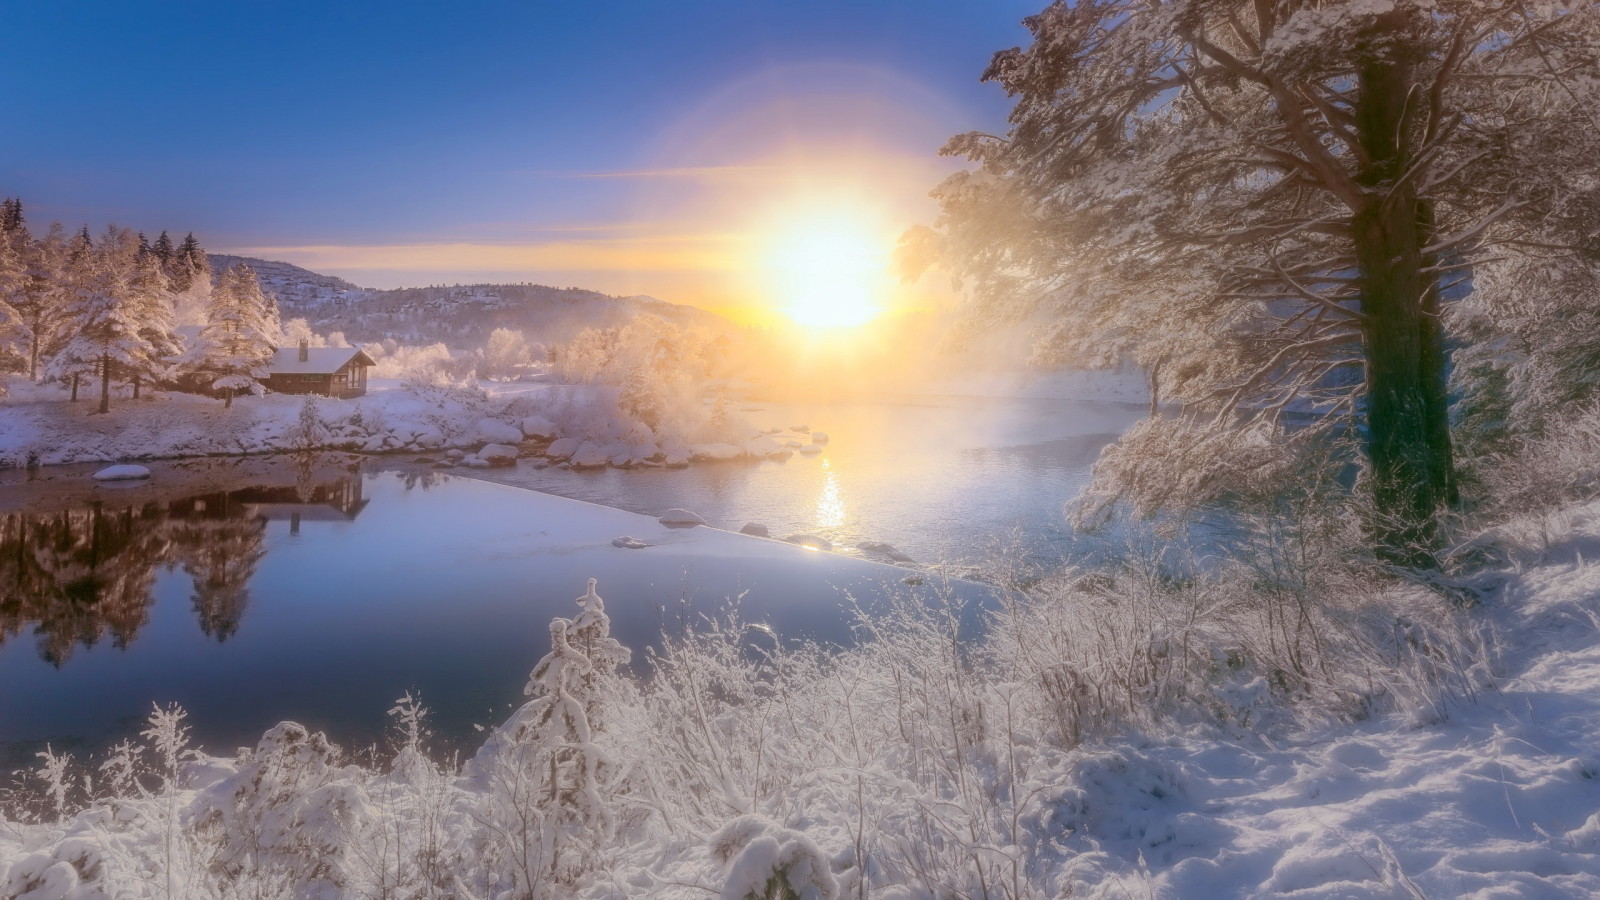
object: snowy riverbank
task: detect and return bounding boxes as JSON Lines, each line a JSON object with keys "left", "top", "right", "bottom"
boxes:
{"left": 3, "top": 491, "right": 1599, "bottom": 896}
{"left": 0, "top": 379, "right": 818, "bottom": 472}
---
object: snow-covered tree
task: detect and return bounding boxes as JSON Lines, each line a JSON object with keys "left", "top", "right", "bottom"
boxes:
{"left": 482, "top": 326, "right": 532, "bottom": 380}
{"left": 906, "top": 0, "right": 1600, "bottom": 558}
{"left": 171, "top": 232, "right": 209, "bottom": 294}
{"left": 290, "top": 394, "right": 330, "bottom": 450}
{"left": 186, "top": 263, "right": 279, "bottom": 408}
{"left": 6, "top": 223, "right": 72, "bottom": 382}
{"left": 469, "top": 578, "right": 632, "bottom": 892}
{"left": 46, "top": 226, "right": 177, "bottom": 413}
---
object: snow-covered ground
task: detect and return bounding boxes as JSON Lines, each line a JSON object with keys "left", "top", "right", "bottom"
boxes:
{"left": 2, "top": 494, "right": 1598, "bottom": 897}
{"left": 0, "top": 378, "right": 806, "bottom": 472}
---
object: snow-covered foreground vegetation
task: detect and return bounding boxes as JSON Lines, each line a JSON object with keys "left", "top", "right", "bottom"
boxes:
{"left": 4, "top": 448, "right": 1600, "bottom": 897}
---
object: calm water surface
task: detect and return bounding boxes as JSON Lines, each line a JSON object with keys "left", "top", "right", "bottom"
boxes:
{"left": 0, "top": 394, "right": 1140, "bottom": 767}
{"left": 474, "top": 393, "right": 1146, "bottom": 568}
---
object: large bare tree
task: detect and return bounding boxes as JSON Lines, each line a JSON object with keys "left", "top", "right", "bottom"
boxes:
{"left": 905, "top": 0, "right": 1600, "bottom": 557}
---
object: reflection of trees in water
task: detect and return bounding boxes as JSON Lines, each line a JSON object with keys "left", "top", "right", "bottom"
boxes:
{"left": 0, "top": 475, "right": 361, "bottom": 665}
{"left": 0, "top": 504, "right": 171, "bottom": 665}
{"left": 167, "top": 496, "right": 267, "bottom": 643}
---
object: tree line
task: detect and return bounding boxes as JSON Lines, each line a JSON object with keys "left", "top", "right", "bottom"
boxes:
{"left": 0, "top": 198, "right": 283, "bottom": 412}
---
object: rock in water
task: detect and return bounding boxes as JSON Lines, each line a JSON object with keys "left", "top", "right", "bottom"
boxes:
{"left": 93, "top": 464, "right": 151, "bottom": 481}
{"left": 740, "top": 523, "right": 770, "bottom": 537}
{"left": 659, "top": 508, "right": 707, "bottom": 527}
{"left": 611, "top": 536, "right": 649, "bottom": 549}
{"left": 858, "top": 541, "right": 915, "bottom": 563}
{"left": 811, "top": 432, "right": 829, "bottom": 444}
{"left": 784, "top": 533, "right": 832, "bottom": 551}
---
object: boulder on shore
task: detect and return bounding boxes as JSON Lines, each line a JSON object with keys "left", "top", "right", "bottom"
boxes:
{"left": 520, "top": 416, "right": 559, "bottom": 440}
{"left": 545, "top": 437, "right": 582, "bottom": 460}
{"left": 478, "top": 443, "right": 520, "bottom": 467}
{"left": 475, "top": 417, "right": 524, "bottom": 445}
{"left": 570, "top": 442, "right": 611, "bottom": 468}
{"left": 739, "top": 523, "right": 770, "bottom": 537}
{"left": 93, "top": 464, "right": 150, "bottom": 481}
{"left": 690, "top": 442, "right": 743, "bottom": 462}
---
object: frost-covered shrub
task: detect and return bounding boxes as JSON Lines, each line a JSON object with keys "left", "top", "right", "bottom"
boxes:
{"left": 193, "top": 722, "right": 366, "bottom": 893}
{"left": 289, "top": 394, "right": 330, "bottom": 450}
{"left": 712, "top": 815, "right": 839, "bottom": 900}
{"left": 466, "top": 578, "right": 632, "bottom": 895}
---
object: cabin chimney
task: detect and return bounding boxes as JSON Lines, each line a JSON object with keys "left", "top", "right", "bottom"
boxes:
{"left": 298, "top": 339, "right": 309, "bottom": 362}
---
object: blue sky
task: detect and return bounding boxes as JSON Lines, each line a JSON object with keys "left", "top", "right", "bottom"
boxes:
{"left": 1, "top": 0, "right": 1039, "bottom": 312}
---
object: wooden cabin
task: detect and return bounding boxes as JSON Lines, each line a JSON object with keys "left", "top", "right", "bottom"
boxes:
{"left": 263, "top": 342, "right": 376, "bottom": 398}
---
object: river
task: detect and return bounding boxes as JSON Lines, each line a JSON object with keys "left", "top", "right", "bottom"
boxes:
{"left": 0, "top": 393, "right": 1143, "bottom": 768}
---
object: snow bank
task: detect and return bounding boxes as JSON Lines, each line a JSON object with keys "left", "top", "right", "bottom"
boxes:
{"left": 0, "top": 385, "right": 829, "bottom": 478}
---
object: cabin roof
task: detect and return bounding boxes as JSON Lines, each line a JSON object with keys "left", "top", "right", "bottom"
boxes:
{"left": 266, "top": 346, "right": 376, "bottom": 375}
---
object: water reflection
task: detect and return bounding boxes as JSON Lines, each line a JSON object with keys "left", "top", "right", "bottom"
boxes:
{"left": 814, "top": 459, "right": 846, "bottom": 530}
{"left": 0, "top": 470, "right": 366, "bottom": 664}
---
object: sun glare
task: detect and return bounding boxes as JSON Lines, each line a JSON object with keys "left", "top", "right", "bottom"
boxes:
{"left": 763, "top": 208, "right": 890, "bottom": 329}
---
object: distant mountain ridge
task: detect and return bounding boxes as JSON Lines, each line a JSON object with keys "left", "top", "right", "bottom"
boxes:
{"left": 207, "top": 254, "right": 737, "bottom": 347}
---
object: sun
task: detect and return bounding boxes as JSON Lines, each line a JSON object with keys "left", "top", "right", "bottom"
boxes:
{"left": 762, "top": 208, "right": 890, "bottom": 329}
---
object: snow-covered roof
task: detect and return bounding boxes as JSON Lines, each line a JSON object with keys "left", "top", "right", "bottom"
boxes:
{"left": 266, "top": 346, "right": 375, "bottom": 375}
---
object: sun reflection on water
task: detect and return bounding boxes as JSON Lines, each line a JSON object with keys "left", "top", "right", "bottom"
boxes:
{"left": 815, "top": 458, "right": 846, "bottom": 530}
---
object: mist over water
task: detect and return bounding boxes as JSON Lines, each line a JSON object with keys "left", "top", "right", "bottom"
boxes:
{"left": 470, "top": 392, "right": 1147, "bottom": 569}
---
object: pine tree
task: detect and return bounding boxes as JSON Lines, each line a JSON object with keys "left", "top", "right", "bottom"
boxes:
{"left": 171, "top": 233, "right": 208, "bottom": 294}
{"left": 0, "top": 198, "right": 24, "bottom": 235}
{"left": 152, "top": 230, "right": 174, "bottom": 270}
{"left": 186, "top": 263, "right": 277, "bottom": 408}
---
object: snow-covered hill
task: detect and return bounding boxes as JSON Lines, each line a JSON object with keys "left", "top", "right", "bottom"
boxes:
{"left": 205, "top": 256, "right": 739, "bottom": 348}
{"left": 206, "top": 254, "right": 370, "bottom": 315}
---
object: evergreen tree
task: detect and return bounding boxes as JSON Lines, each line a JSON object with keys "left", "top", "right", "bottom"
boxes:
{"left": 171, "top": 232, "right": 208, "bottom": 293}
{"left": 0, "top": 198, "right": 24, "bottom": 235}
{"left": 151, "top": 230, "right": 175, "bottom": 271}
{"left": 185, "top": 263, "right": 277, "bottom": 408}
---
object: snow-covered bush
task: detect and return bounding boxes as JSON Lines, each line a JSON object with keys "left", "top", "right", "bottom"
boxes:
{"left": 288, "top": 394, "right": 330, "bottom": 451}
{"left": 466, "top": 578, "right": 633, "bottom": 895}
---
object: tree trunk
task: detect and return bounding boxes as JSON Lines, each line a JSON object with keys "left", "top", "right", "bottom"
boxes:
{"left": 98, "top": 353, "right": 111, "bottom": 414}
{"left": 70, "top": 373, "right": 79, "bottom": 402}
{"left": 132, "top": 375, "right": 140, "bottom": 400}
{"left": 224, "top": 388, "right": 233, "bottom": 410}
{"left": 1353, "top": 27, "right": 1457, "bottom": 562}
{"left": 28, "top": 334, "right": 38, "bottom": 382}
